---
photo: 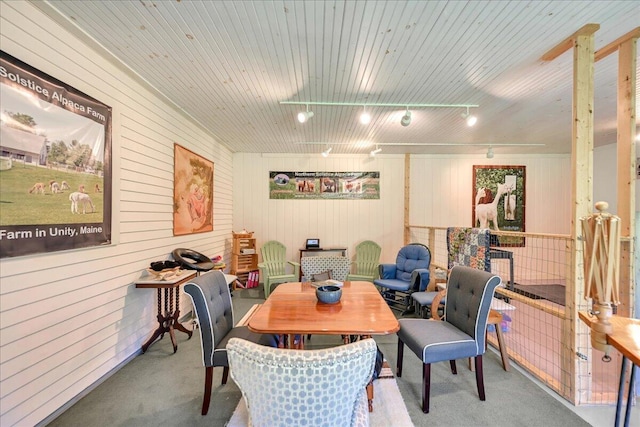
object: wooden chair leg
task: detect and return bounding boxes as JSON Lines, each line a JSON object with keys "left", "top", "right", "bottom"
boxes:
{"left": 423, "top": 363, "right": 431, "bottom": 413}
{"left": 221, "top": 366, "right": 229, "bottom": 384}
{"left": 495, "top": 325, "right": 510, "bottom": 371}
{"left": 475, "top": 355, "right": 486, "bottom": 401}
{"left": 202, "top": 366, "right": 213, "bottom": 415}
{"left": 397, "top": 339, "right": 404, "bottom": 377}
{"left": 450, "top": 359, "right": 457, "bottom": 374}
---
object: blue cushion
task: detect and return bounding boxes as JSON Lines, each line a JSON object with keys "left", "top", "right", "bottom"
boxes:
{"left": 374, "top": 278, "right": 411, "bottom": 292}
{"left": 398, "top": 319, "right": 478, "bottom": 363}
{"left": 411, "top": 291, "right": 446, "bottom": 306}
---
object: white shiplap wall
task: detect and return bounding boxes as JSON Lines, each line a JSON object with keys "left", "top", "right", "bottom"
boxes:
{"left": 0, "top": 3, "right": 233, "bottom": 426}
{"left": 233, "top": 153, "right": 408, "bottom": 264}
{"left": 232, "top": 153, "right": 572, "bottom": 268}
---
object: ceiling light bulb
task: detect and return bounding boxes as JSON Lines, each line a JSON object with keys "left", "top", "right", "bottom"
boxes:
{"left": 370, "top": 147, "right": 382, "bottom": 157}
{"left": 486, "top": 147, "right": 494, "bottom": 159}
{"left": 322, "top": 147, "right": 332, "bottom": 157}
{"left": 360, "top": 106, "right": 371, "bottom": 125}
{"left": 297, "top": 110, "right": 314, "bottom": 123}
{"left": 401, "top": 110, "right": 412, "bottom": 127}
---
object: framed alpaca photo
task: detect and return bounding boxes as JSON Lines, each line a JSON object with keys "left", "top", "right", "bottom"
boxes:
{"left": 173, "top": 144, "right": 214, "bottom": 236}
{"left": 472, "top": 165, "right": 525, "bottom": 247}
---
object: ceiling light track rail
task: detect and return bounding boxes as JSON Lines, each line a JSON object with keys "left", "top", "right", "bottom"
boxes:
{"left": 280, "top": 101, "right": 479, "bottom": 109}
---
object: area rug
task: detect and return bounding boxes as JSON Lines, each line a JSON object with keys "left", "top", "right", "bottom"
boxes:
{"left": 513, "top": 284, "right": 566, "bottom": 306}
{"left": 225, "top": 364, "right": 413, "bottom": 427}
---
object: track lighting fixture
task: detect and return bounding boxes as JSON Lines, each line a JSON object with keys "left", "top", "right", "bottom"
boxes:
{"left": 370, "top": 146, "right": 382, "bottom": 157}
{"left": 400, "top": 109, "right": 412, "bottom": 127}
{"left": 461, "top": 106, "right": 478, "bottom": 127}
{"left": 321, "top": 147, "right": 332, "bottom": 157}
{"left": 282, "top": 101, "right": 480, "bottom": 127}
{"left": 297, "top": 104, "right": 314, "bottom": 123}
{"left": 360, "top": 106, "right": 371, "bottom": 125}
{"left": 486, "top": 146, "right": 494, "bottom": 159}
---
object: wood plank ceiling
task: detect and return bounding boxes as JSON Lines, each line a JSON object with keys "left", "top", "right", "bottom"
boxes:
{"left": 42, "top": 1, "right": 639, "bottom": 156}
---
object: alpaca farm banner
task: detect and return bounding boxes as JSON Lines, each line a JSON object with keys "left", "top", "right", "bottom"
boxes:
{"left": 0, "top": 51, "right": 112, "bottom": 258}
{"left": 269, "top": 171, "right": 380, "bottom": 199}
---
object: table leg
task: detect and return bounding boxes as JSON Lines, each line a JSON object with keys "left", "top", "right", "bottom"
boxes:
{"left": 141, "top": 313, "right": 166, "bottom": 353}
{"left": 615, "top": 356, "right": 628, "bottom": 427}
{"left": 623, "top": 363, "right": 635, "bottom": 427}
{"left": 171, "top": 286, "right": 193, "bottom": 339}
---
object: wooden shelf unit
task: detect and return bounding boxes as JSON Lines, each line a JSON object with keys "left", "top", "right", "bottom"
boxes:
{"left": 231, "top": 232, "right": 258, "bottom": 284}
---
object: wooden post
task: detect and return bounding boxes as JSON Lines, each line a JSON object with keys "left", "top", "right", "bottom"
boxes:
{"left": 404, "top": 153, "right": 410, "bottom": 245}
{"left": 615, "top": 37, "right": 637, "bottom": 317}
{"left": 593, "top": 27, "right": 639, "bottom": 318}
{"left": 567, "top": 26, "right": 599, "bottom": 405}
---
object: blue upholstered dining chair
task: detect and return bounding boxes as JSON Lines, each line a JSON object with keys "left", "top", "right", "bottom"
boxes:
{"left": 396, "top": 266, "right": 501, "bottom": 413}
{"left": 373, "top": 243, "right": 431, "bottom": 313}
{"left": 227, "top": 337, "right": 377, "bottom": 427}
{"left": 183, "top": 271, "right": 277, "bottom": 415}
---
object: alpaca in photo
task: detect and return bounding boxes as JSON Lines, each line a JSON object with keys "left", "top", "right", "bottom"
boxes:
{"left": 504, "top": 185, "right": 516, "bottom": 220}
{"left": 29, "top": 182, "right": 45, "bottom": 195}
{"left": 69, "top": 192, "right": 95, "bottom": 214}
{"left": 51, "top": 182, "right": 61, "bottom": 194}
{"left": 475, "top": 183, "right": 508, "bottom": 230}
{"left": 78, "top": 184, "right": 86, "bottom": 193}
{"left": 475, "top": 187, "right": 486, "bottom": 206}
{"left": 322, "top": 178, "right": 336, "bottom": 193}
{"left": 60, "top": 181, "right": 71, "bottom": 191}
{"left": 306, "top": 181, "right": 315, "bottom": 192}
{"left": 95, "top": 183, "right": 102, "bottom": 193}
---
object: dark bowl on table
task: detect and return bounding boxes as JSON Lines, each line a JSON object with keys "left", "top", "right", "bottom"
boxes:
{"left": 316, "top": 285, "right": 342, "bottom": 304}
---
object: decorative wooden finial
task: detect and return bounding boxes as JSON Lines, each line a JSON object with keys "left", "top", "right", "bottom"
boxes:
{"left": 594, "top": 201, "right": 608, "bottom": 212}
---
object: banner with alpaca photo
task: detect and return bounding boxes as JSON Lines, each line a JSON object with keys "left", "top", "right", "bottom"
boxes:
{"left": 472, "top": 165, "right": 525, "bottom": 247}
{"left": 0, "top": 51, "right": 112, "bottom": 258}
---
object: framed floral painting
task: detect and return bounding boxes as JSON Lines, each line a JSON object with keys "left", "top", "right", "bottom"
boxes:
{"left": 173, "top": 144, "right": 214, "bottom": 235}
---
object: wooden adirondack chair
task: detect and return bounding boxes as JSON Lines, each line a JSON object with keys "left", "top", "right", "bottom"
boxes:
{"left": 258, "top": 240, "right": 300, "bottom": 298}
{"left": 346, "top": 240, "right": 382, "bottom": 282}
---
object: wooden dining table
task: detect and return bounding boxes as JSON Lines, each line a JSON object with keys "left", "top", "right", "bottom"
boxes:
{"left": 248, "top": 281, "right": 400, "bottom": 339}
{"left": 247, "top": 280, "right": 400, "bottom": 411}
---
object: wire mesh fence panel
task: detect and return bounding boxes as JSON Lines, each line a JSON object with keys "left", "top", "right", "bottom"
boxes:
{"left": 408, "top": 225, "right": 634, "bottom": 406}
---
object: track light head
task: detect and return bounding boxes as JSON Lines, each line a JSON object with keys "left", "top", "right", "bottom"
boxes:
{"left": 461, "top": 107, "right": 477, "bottom": 127}
{"left": 321, "top": 147, "right": 332, "bottom": 157}
{"left": 370, "top": 146, "right": 382, "bottom": 157}
{"left": 297, "top": 111, "right": 314, "bottom": 123}
{"left": 297, "top": 105, "right": 314, "bottom": 123}
{"left": 486, "top": 146, "right": 494, "bottom": 159}
{"left": 400, "top": 109, "right": 412, "bottom": 127}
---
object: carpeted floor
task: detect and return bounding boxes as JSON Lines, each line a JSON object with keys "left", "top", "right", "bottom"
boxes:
{"left": 45, "top": 287, "right": 595, "bottom": 427}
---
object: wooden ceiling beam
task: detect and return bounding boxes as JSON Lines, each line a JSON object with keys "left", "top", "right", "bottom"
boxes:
{"left": 595, "top": 27, "right": 640, "bottom": 62}
{"left": 541, "top": 23, "right": 600, "bottom": 61}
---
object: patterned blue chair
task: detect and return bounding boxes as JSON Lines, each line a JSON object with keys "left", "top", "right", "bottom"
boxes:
{"left": 301, "top": 256, "right": 350, "bottom": 282}
{"left": 227, "top": 337, "right": 377, "bottom": 427}
{"left": 183, "top": 271, "right": 277, "bottom": 415}
{"left": 396, "top": 266, "right": 501, "bottom": 413}
{"left": 373, "top": 243, "right": 431, "bottom": 313}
